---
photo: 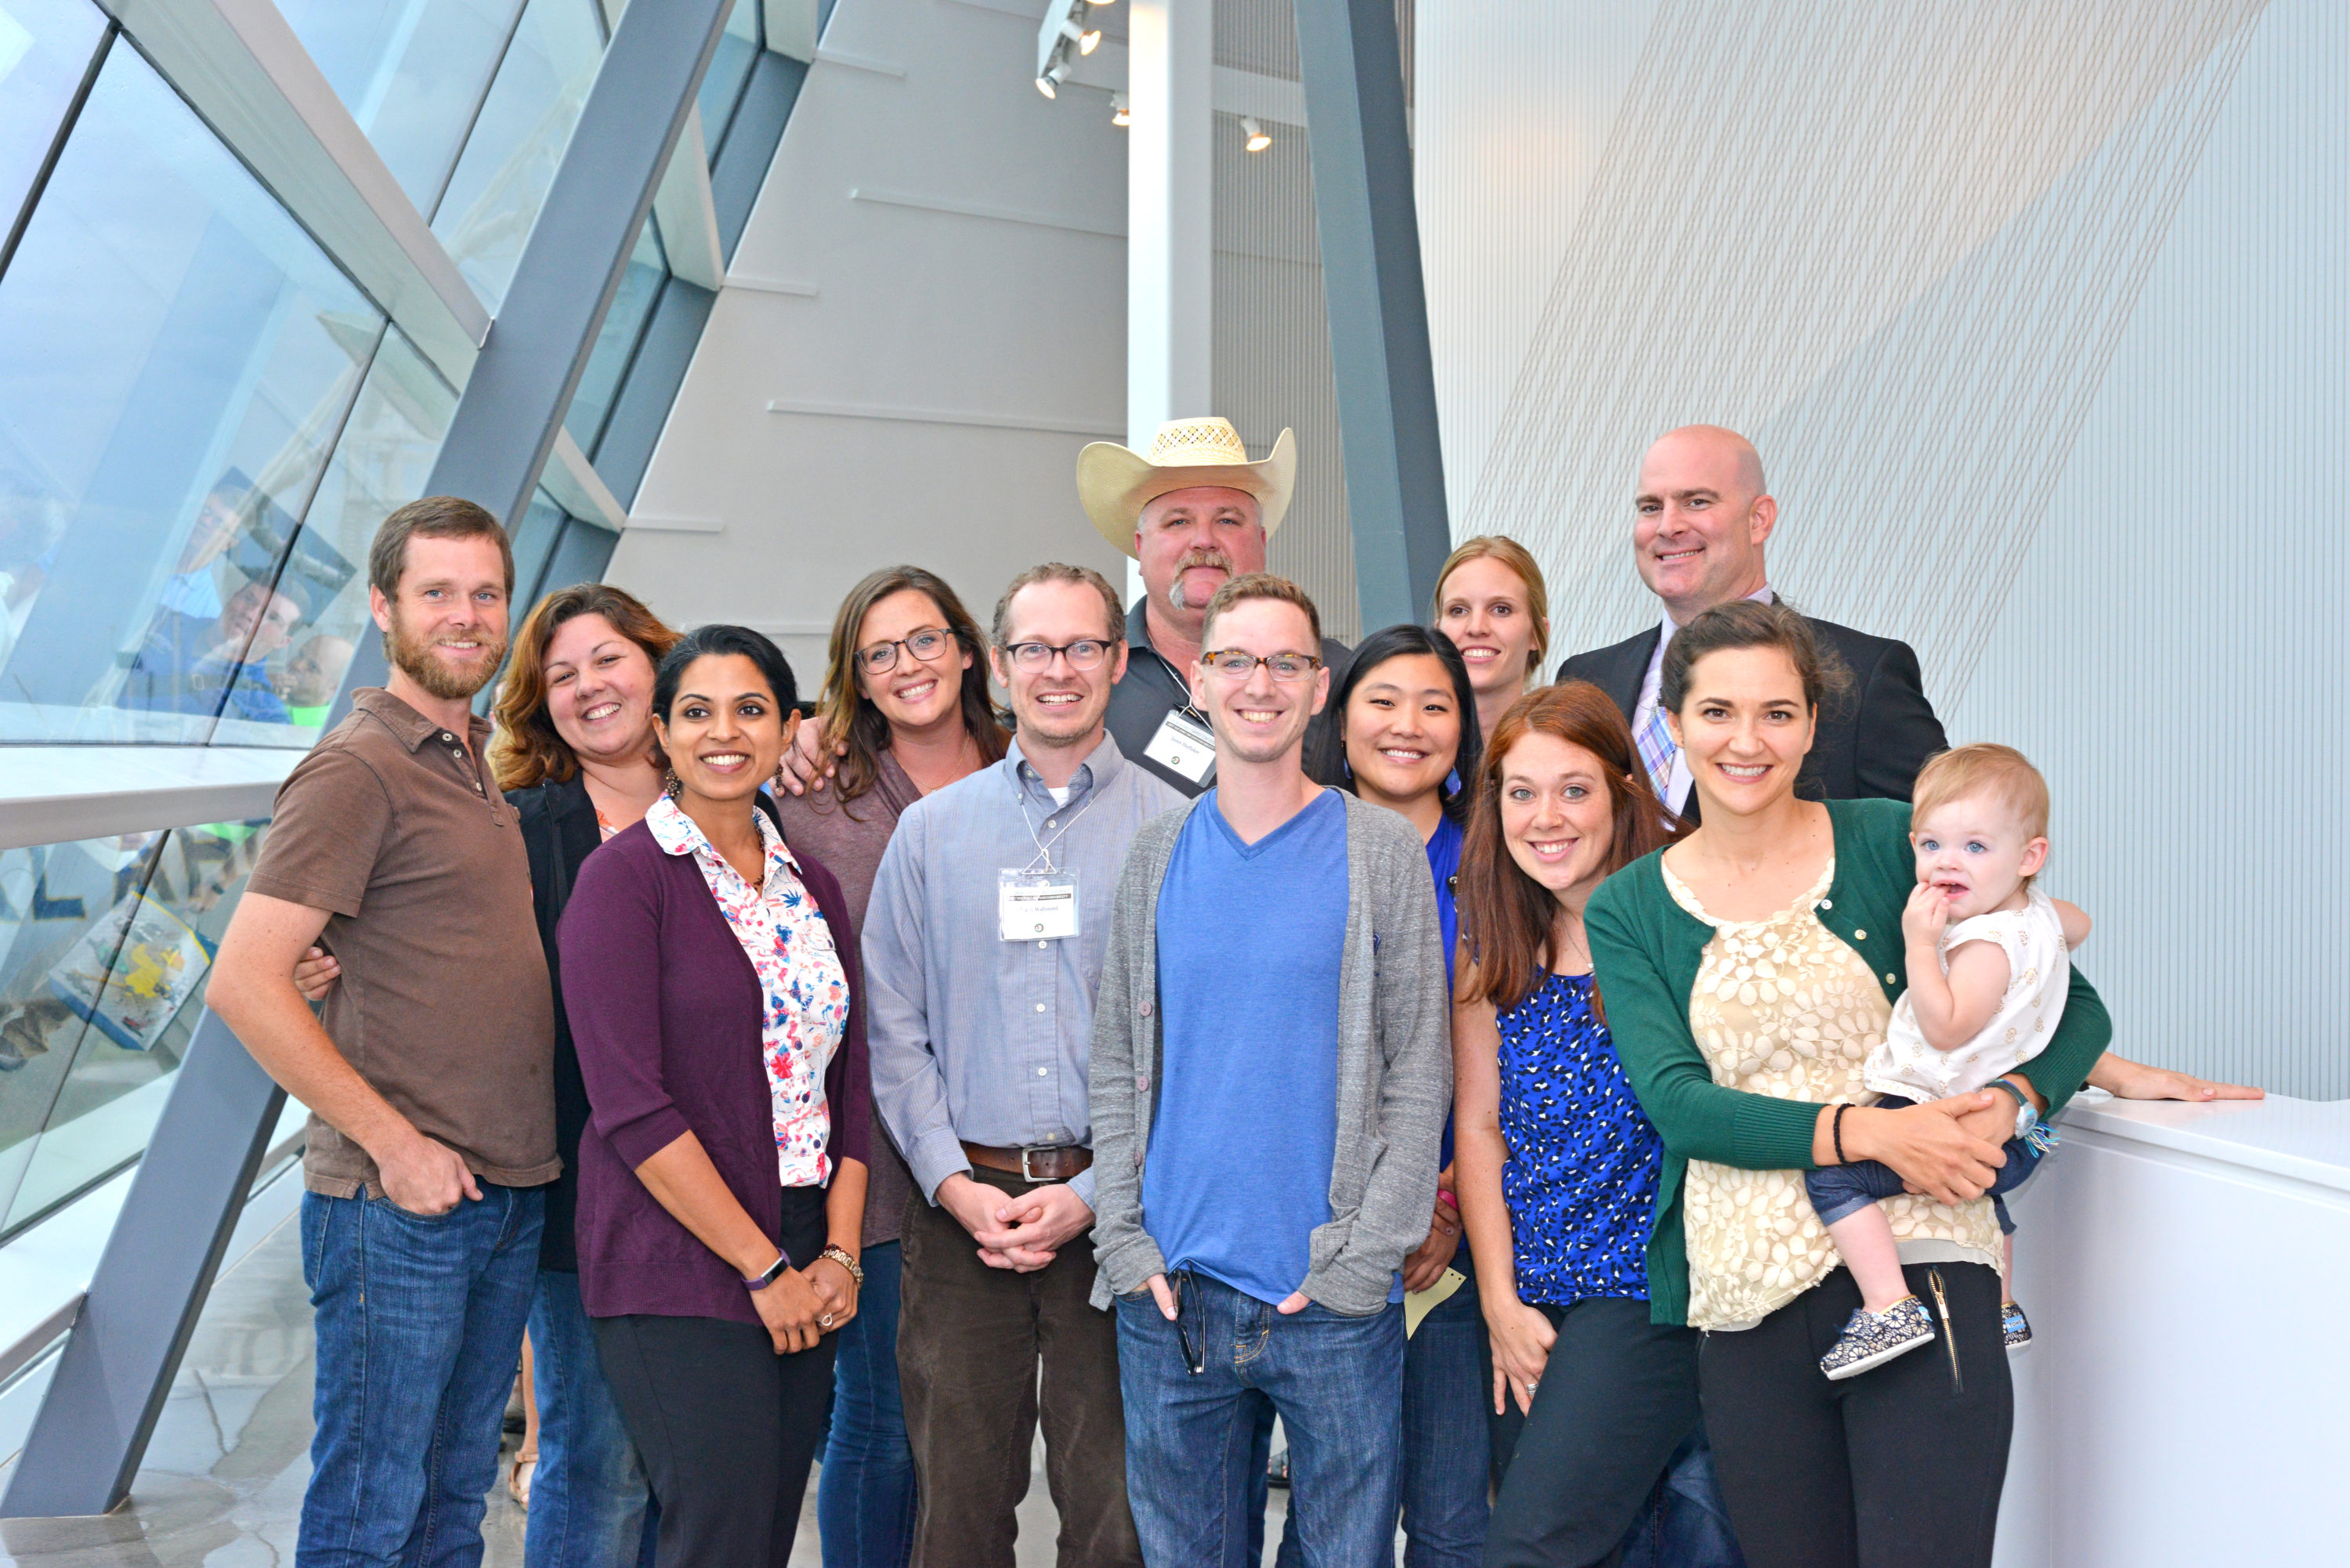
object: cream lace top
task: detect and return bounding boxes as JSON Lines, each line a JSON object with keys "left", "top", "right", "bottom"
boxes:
{"left": 1662, "top": 855, "right": 2001, "bottom": 1331}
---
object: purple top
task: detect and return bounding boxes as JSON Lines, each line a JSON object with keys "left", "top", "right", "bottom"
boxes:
{"left": 559, "top": 815, "right": 872, "bottom": 1324}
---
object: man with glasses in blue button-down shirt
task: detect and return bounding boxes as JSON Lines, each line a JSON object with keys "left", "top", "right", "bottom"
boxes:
{"left": 864, "top": 561, "right": 1180, "bottom": 1568}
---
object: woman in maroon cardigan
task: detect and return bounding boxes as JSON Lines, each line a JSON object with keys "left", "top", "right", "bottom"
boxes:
{"left": 559, "top": 624, "right": 870, "bottom": 1567}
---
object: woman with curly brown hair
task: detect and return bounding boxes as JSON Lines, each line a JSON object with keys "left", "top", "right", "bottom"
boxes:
{"left": 492, "top": 583, "right": 680, "bottom": 1566}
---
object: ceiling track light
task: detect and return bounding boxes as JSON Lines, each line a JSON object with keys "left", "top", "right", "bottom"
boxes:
{"left": 1112, "top": 92, "right": 1130, "bottom": 127}
{"left": 1242, "top": 116, "right": 1271, "bottom": 152}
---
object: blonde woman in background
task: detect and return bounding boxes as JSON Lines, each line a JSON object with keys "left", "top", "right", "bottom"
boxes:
{"left": 1434, "top": 537, "right": 1552, "bottom": 739}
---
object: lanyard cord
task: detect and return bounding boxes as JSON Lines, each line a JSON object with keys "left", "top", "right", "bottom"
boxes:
{"left": 1014, "top": 779, "right": 1097, "bottom": 873}
{"left": 1144, "top": 642, "right": 1209, "bottom": 723}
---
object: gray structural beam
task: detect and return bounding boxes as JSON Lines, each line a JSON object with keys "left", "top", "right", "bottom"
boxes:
{"left": 2, "top": 0, "right": 733, "bottom": 1519}
{"left": 1291, "top": 0, "right": 1451, "bottom": 631}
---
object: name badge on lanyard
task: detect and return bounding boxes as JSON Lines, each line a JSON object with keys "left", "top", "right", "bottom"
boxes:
{"left": 1144, "top": 707, "right": 1217, "bottom": 786}
{"left": 1000, "top": 869, "right": 1080, "bottom": 941}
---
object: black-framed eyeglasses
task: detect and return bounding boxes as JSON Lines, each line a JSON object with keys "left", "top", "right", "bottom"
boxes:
{"left": 1002, "top": 638, "right": 1115, "bottom": 673}
{"left": 855, "top": 627, "right": 956, "bottom": 676}
{"left": 1202, "top": 649, "right": 1321, "bottom": 683}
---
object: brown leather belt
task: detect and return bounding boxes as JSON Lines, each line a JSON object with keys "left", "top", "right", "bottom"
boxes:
{"left": 963, "top": 1142, "right": 1093, "bottom": 1183}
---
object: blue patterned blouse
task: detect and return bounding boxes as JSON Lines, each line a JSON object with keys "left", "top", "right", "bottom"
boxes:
{"left": 1495, "top": 972, "right": 1665, "bottom": 1304}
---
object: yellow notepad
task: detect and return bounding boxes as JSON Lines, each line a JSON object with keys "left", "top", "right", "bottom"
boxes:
{"left": 1403, "top": 1268, "right": 1466, "bottom": 1339}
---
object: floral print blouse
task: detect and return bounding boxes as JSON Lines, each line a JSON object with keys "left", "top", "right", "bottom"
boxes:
{"left": 647, "top": 795, "right": 849, "bottom": 1187}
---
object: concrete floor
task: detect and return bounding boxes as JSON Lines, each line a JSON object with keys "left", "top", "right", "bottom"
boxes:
{"left": 0, "top": 1207, "right": 1300, "bottom": 1566}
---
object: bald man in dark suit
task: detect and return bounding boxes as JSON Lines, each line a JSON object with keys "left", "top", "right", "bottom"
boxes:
{"left": 1556, "top": 425, "right": 1943, "bottom": 821}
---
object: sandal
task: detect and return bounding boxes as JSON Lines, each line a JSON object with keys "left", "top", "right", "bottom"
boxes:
{"left": 508, "top": 1454, "right": 536, "bottom": 1510}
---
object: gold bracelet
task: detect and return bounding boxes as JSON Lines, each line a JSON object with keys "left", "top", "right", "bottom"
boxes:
{"left": 818, "top": 1243, "right": 863, "bottom": 1286}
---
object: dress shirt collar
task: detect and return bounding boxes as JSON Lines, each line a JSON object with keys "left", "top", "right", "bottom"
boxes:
{"left": 1001, "top": 728, "right": 1131, "bottom": 807}
{"left": 646, "top": 793, "right": 800, "bottom": 883}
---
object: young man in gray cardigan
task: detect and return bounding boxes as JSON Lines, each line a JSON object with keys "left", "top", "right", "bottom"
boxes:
{"left": 1088, "top": 573, "right": 1452, "bottom": 1566}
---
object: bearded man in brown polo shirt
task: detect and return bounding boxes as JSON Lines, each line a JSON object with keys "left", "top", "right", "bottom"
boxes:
{"left": 212, "top": 496, "right": 557, "bottom": 1568}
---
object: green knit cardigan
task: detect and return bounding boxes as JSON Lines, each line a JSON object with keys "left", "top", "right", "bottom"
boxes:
{"left": 1585, "top": 796, "right": 2112, "bottom": 1327}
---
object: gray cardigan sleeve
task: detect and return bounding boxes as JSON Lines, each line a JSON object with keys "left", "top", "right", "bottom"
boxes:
{"left": 1298, "top": 802, "right": 1451, "bottom": 1311}
{"left": 1085, "top": 809, "right": 1184, "bottom": 1303}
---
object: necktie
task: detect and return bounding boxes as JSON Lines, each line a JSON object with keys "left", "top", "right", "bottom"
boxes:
{"left": 1636, "top": 703, "right": 1678, "bottom": 806}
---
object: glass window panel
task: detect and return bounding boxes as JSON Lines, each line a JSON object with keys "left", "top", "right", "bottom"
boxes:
{"left": 430, "top": 0, "right": 605, "bottom": 312}
{"left": 0, "top": 0, "right": 107, "bottom": 241}
{"left": 0, "top": 47, "right": 381, "bottom": 744}
{"left": 507, "top": 487, "right": 568, "bottom": 612}
{"left": 698, "top": 0, "right": 761, "bottom": 155}
{"left": 0, "top": 823, "right": 270, "bottom": 1235}
{"left": 219, "top": 329, "right": 457, "bottom": 746}
{"left": 538, "top": 513, "right": 615, "bottom": 596}
{"left": 565, "top": 211, "right": 666, "bottom": 457}
{"left": 273, "top": 0, "right": 526, "bottom": 216}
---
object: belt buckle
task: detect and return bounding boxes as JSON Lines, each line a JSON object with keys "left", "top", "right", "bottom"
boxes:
{"left": 1019, "top": 1145, "right": 1053, "bottom": 1183}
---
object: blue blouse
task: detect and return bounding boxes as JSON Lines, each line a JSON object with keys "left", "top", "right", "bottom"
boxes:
{"left": 1494, "top": 972, "right": 1663, "bottom": 1305}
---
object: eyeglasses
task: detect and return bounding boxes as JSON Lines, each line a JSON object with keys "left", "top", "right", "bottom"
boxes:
{"left": 1202, "top": 649, "right": 1321, "bottom": 683}
{"left": 855, "top": 627, "right": 956, "bottom": 676}
{"left": 1002, "top": 638, "right": 1115, "bottom": 673}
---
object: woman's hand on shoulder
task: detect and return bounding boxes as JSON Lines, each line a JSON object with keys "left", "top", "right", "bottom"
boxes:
{"left": 1844, "top": 1094, "right": 2006, "bottom": 1208}
{"left": 1484, "top": 1298, "right": 1556, "bottom": 1418}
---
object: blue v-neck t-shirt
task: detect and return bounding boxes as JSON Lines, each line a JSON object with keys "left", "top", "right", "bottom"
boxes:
{"left": 1144, "top": 789, "right": 1352, "bottom": 1305}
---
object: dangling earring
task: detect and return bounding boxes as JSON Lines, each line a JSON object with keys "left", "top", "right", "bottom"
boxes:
{"left": 663, "top": 767, "right": 682, "bottom": 797}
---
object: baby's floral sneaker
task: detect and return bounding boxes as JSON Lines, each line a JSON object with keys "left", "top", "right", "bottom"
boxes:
{"left": 2002, "top": 1299, "right": 2033, "bottom": 1353}
{"left": 1820, "top": 1295, "right": 1936, "bottom": 1381}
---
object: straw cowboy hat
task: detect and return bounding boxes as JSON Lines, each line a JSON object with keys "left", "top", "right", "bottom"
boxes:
{"left": 1076, "top": 417, "right": 1296, "bottom": 558}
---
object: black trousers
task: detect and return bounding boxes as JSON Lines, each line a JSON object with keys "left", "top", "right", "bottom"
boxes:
{"left": 1700, "top": 1262, "right": 2012, "bottom": 1568}
{"left": 594, "top": 1186, "right": 837, "bottom": 1568}
{"left": 1484, "top": 1296, "right": 1703, "bottom": 1568}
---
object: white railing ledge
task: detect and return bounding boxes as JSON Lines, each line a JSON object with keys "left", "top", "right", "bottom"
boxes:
{"left": 2059, "top": 1089, "right": 2350, "bottom": 1200}
{"left": 0, "top": 746, "right": 301, "bottom": 851}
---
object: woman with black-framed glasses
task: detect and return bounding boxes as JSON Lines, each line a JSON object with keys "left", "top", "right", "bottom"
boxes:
{"left": 772, "top": 565, "right": 1007, "bottom": 1568}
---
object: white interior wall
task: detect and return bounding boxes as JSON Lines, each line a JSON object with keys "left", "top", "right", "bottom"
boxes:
{"left": 1414, "top": 0, "right": 2344, "bottom": 1096}
{"left": 611, "top": 0, "right": 1130, "bottom": 683}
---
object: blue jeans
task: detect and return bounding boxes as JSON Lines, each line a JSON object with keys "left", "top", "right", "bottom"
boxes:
{"left": 1400, "top": 1252, "right": 1490, "bottom": 1566}
{"left": 1266, "top": 1249, "right": 1491, "bottom": 1568}
{"left": 525, "top": 1270, "right": 657, "bottom": 1568}
{"left": 819, "top": 1239, "right": 916, "bottom": 1568}
{"left": 298, "top": 1185, "right": 544, "bottom": 1568}
{"left": 1805, "top": 1096, "right": 2045, "bottom": 1236}
{"left": 1618, "top": 1431, "right": 1746, "bottom": 1568}
{"left": 1118, "top": 1273, "right": 1404, "bottom": 1568}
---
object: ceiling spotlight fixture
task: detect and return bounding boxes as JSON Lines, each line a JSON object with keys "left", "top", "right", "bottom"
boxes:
{"left": 1036, "top": 0, "right": 1096, "bottom": 99}
{"left": 1112, "top": 92, "right": 1131, "bottom": 127}
{"left": 1242, "top": 116, "right": 1271, "bottom": 153}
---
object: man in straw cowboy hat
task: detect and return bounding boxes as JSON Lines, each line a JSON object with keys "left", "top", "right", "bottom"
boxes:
{"left": 1080, "top": 417, "right": 1354, "bottom": 798}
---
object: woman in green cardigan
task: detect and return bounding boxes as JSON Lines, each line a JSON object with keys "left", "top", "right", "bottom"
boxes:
{"left": 1585, "top": 600, "right": 2110, "bottom": 1568}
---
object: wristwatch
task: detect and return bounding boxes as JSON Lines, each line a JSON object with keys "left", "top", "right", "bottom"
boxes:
{"left": 819, "top": 1244, "right": 864, "bottom": 1286}
{"left": 743, "top": 1252, "right": 789, "bottom": 1291}
{"left": 1990, "top": 1078, "right": 2038, "bottom": 1142}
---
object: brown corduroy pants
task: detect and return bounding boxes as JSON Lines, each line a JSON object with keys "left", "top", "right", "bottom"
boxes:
{"left": 896, "top": 1169, "right": 1143, "bottom": 1568}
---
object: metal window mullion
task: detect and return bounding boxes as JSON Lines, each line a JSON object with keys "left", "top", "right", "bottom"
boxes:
{"left": 0, "top": 23, "right": 117, "bottom": 288}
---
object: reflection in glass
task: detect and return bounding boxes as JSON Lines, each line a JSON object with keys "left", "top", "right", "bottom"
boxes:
{"left": 430, "top": 0, "right": 605, "bottom": 312}
{"left": 222, "top": 330, "right": 457, "bottom": 743}
{"left": 0, "top": 0, "right": 109, "bottom": 239}
{"left": 0, "top": 46, "right": 381, "bottom": 742}
{"left": 271, "top": 0, "right": 525, "bottom": 218}
{"left": 565, "top": 212, "right": 667, "bottom": 458}
{"left": 0, "top": 824, "right": 267, "bottom": 1238}
{"left": 699, "top": 0, "right": 762, "bottom": 156}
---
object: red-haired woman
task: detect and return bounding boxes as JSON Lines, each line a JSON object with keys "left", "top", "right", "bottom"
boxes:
{"left": 1452, "top": 681, "right": 1738, "bottom": 1566}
